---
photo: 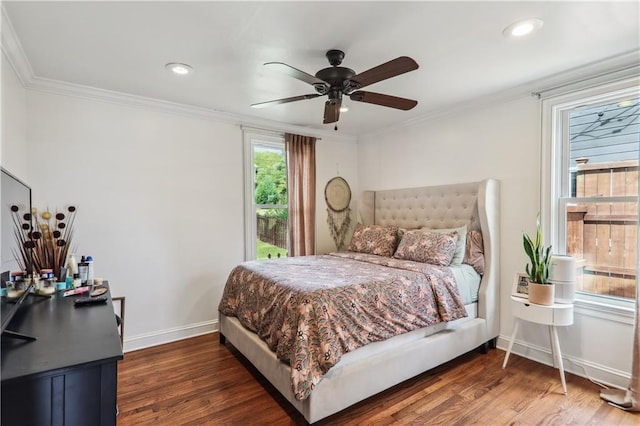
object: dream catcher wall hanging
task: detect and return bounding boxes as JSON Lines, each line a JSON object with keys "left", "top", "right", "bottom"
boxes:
{"left": 324, "top": 176, "right": 352, "bottom": 251}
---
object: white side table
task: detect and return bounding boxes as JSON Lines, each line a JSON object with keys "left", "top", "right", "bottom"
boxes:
{"left": 502, "top": 295, "right": 574, "bottom": 394}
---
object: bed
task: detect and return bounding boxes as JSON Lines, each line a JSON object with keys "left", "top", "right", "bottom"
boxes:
{"left": 218, "top": 179, "right": 500, "bottom": 423}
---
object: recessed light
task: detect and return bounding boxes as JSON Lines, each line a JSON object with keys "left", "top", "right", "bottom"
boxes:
{"left": 503, "top": 18, "right": 544, "bottom": 38}
{"left": 165, "top": 62, "right": 193, "bottom": 75}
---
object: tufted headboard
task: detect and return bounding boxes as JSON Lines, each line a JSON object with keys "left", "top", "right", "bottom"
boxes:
{"left": 359, "top": 181, "right": 482, "bottom": 231}
{"left": 358, "top": 179, "right": 500, "bottom": 335}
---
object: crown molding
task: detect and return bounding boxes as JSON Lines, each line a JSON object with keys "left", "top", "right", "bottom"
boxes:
{"left": 1, "top": 4, "right": 35, "bottom": 86}
{"left": 25, "top": 75, "right": 357, "bottom": 143}
{"left": 0, "top": 6, "right": 356, "bottom": 144}
{"left": 360, "top": 49, "right": 640, "bottom": 140}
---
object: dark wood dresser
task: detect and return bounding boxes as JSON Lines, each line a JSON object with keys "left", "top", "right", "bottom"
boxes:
{"left": 1, "top": 282, "right": 123, "bottom": 425}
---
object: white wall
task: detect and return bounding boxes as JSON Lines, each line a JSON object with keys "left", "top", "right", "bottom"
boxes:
{"left": 1, "top": 52, "right": 29, "bottom": 279}
{"left": 358, "top": 96, "right": 634, "bottom": 388}
{"left": 316, "top": 139, "right": 359, "bottom": 254}
{"left": 1, "top": 51, "right": 28, "bottom": 178}
{"left": 25, "top": 91, "right": 245, "bottom": 349}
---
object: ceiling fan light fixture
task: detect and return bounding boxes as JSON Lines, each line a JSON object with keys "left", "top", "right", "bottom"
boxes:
{"left": 340, "top": 105, "right": 349, "bottom": 113}
{"left": 503, "top": 18, "right": 544, "bottom": 38}
{"left": 165, "top": 62, "right": 193, "bottom": 75}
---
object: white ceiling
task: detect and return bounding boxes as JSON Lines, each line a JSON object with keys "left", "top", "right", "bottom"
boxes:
{"left": 3, "top": 1, "right": 640, "bottom": 137}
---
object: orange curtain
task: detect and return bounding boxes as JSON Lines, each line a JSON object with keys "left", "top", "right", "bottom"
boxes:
{"left": 285, "top": 133, "right": 316, "bottom": 257}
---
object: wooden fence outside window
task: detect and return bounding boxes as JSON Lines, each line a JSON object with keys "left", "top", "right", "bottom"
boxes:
{"left": 257, "top": 215, "right": 288, "bottom": 255}
{"left": 567, "top": 159, "right": 638, "bottom": 298}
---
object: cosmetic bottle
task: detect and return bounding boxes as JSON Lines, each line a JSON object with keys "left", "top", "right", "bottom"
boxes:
{"left": 86, "top": 256, "right": 94, "bottom": 286}
{"left": 78, "top": 256, "right": 89, "bottom": 286}
{"left": 73, "top": 273, "right": 82, "bottom": 289}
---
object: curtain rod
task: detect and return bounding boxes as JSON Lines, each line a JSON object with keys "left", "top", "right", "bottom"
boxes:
{"left": 531, "top": 64, "right": 639, "bottom": 100}
{"left": 240, "top": 125, "right": 322, "bottom": 141}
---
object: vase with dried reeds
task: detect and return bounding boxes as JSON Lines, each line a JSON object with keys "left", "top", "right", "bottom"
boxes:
{"left": 10, "top": 204, "right": 77, "bottom": 278}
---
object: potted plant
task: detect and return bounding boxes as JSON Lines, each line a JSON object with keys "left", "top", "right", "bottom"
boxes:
{"left": 523, "top": 215, "right": 554, "bottom": 305}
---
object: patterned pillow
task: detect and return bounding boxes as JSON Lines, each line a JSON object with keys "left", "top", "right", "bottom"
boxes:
{"left": 463, "top": 230, "right": 485, "bottom": 274}
{"left": 347, "top": 223, "right": 400, "bottom": 257}
{"left": 393, "top": 230, "right": 459, "bottom": 266}
{"left": 420, "top": 224, "right": 467, "bottom": 266}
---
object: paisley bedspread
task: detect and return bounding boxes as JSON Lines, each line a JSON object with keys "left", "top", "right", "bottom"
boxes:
{"left": 218, "top": 252, "right": 468, "bottom": 401}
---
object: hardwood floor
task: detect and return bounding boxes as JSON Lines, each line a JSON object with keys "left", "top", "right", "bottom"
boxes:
{"left": 117, "top": 333, "right": 638, "bottom": 425}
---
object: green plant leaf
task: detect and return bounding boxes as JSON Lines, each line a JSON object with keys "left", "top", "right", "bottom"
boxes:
{"left": 523, "top": 214, "right": 552, "bottom": 284}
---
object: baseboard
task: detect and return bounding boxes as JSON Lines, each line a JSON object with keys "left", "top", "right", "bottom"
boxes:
{"left": 496, "top": 335, "right": 631, "bottom": 390}
{"left": 123, "top": 319, "right": 219, "bottom": 353}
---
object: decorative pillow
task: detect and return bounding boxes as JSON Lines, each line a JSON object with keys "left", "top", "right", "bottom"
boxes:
{"left": 393, "top": 230, "right": 459, "bottom": 266}
{"left": 463, "top": 230, "right": 485, "bottom": 274}
{"left": 420, "top": 225, "right": 468, "bottom": 266}
{"left": 347, "top": 223, "right": 400, "bottom": 257}
{"left": 397, "top": 227, "right": 414, "bottom": 241}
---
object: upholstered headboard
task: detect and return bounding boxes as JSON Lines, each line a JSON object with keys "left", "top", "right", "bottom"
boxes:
{"left": 359, "top": 181, "right": 482, "bottom": 231}
{"left": 359, "top": 179, "right": 500, "bottom": 335}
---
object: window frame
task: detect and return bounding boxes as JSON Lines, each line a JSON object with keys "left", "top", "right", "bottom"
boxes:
{"left": 541, "top": 76, "right": 639, "bottom": 313}
{"left": 243, "top": 130, "right": 288, "bottom": 260}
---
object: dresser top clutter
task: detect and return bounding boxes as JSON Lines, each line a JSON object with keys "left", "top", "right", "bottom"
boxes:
{"left": 1, "top": 281, "right": 123, "bottom": 383}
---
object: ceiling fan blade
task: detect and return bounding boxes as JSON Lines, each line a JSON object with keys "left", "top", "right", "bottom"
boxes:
{"left": 347, "top": 57, "right": 418, "bottom": 91}
{"left": 264, "top": 62, "right": 330, "bottom": 90}
{"left": 251, "top": 94, "right": 321, "bottom": 109}
{"left": 349, "top": 91, "right": 417, "bottom": 110}
{"left": 323, "top": 99, "right": 342, "bottom": 124}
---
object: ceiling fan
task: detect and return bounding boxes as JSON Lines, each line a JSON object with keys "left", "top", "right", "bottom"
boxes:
{"left": 251, "top": 49, "right": 419, "bottom": 126}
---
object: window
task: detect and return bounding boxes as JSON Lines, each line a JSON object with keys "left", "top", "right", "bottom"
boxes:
{"left": 243, "top": 131, "right": 288, "bottom": 260}
{"left": 542, "top": 78, "right": 639, "bottom": 305}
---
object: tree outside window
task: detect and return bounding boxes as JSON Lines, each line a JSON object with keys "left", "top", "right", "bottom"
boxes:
{"left": 253, "top": 145, "right": 288, "bottom": 260}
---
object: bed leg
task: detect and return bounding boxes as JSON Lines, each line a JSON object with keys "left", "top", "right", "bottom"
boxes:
{"left": 478, "top": 338, "right": 497, "bottom": 354}
{"left": 219, "top": 332, "right": 226, "bottom": 345}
